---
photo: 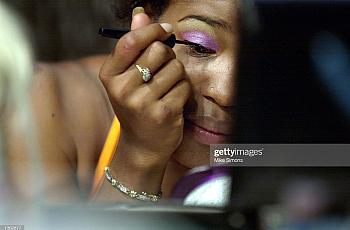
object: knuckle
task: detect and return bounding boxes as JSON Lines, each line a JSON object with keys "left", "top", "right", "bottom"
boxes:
{"left": 170, "top": 59, "right": 185, "bottom": 75}
{"left": 127, "top": 96, "right": 147, "bottom": 112}
{"left": 151, "top": 103, "right": 173, "bottom": 125}
{"left": 160, "top": 103, "right": 172, "bottom": 116}
{"left": 98, "top": 62, "right": 110, "bottom": 84}
{"left": 111, "top": 83, "right": 129, "bottom": 104}
{"left": 120, "top": 33, "right": 138, "bottom": 50}
{"left": 150, "top": 41, "right": 169, "bottom": 58}
{"left": 99, "top": 71, "right": 108, "bottom": 85}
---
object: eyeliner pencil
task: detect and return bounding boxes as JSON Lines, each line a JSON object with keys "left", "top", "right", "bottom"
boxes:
{"left": 99, "top": 27, "right": 199, "bottom": 48}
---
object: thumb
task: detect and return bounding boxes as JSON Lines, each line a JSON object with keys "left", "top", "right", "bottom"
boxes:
{"left": 131, "top": 7, "right": 152, "bottom": 30}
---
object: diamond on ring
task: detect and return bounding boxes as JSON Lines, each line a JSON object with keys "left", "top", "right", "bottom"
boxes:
{"left": 136, "top": 64, "right": 152, "bottom": 83}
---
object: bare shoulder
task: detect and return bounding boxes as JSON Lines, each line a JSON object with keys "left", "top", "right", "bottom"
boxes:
{"left": 7, "top": 55, "right": 114, "bottom": 201}
{"left": 35, "top": 55, "right": 115, "bottom": 193}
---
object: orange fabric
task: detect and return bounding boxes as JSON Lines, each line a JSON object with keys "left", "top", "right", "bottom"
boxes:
{"left": 90, "top": 117, "right": 120, "bottom": 200}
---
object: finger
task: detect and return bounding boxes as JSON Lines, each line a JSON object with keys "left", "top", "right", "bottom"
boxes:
{"left": 105, "top": 42, "right": 175, "bottom": 100}
{"left": 107, "top": 40, "right": 176, "bottom": 94}
{"left": 160, "top": 80, "right": 192, "bottom": 114}
{"left": 131, "top": 11, "right": 152, "bottom": 30}
{"left": 104, "top": 40, "right": 176, "bottom": 104}
{"left": 100, "top": 23, "right": 173, "bottom": 80}
{"left": 139, "top": 59, "right": 185, "bottom": 100}
{"left": 128, "top": 41, "right": 176, "bottom": 85}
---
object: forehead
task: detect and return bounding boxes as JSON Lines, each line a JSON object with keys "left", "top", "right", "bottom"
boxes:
{"left": 160, "top": 0, "right": 238, "bottom": 27}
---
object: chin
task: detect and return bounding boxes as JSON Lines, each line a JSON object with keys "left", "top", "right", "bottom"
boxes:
{"left": 172, "top": 128, "right": 210, "bottom": 169}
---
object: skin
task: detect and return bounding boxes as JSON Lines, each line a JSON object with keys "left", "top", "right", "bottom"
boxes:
{"left": 6, "top": 0, "right": 238, "bottom": 202}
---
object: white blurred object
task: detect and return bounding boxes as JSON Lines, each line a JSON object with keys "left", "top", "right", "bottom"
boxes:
{"left": 0, "top": 1, "right": 42, "bottom": 225}
{"left": 184, "top": 175, "right": 232, "bottom": 208}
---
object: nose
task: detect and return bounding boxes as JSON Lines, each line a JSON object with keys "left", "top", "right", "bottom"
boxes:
{"left": 202, "top": 63, "right": 236, "bottom": 107}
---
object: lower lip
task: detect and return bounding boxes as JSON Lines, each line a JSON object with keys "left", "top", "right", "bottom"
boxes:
{"left": 186, "top": 121, "right": 229, "bottom": 145}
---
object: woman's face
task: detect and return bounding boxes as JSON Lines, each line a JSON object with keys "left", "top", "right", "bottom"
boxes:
{"left": 159, "top": 0, "right": 238, "bottom": 167}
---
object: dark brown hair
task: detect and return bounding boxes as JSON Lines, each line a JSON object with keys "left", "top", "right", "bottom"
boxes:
{"left": 112, "top": 0, "right": 169, "bottom": 20}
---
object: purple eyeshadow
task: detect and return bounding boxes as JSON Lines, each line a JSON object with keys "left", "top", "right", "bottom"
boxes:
{"left": 181, "top": 31, "right": 219, "bottom": 51}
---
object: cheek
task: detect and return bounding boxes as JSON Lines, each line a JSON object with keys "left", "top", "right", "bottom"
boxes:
{"left": 173, "top": 47, "right": 236, "bottom": 96}
{"left": 173, "top": 46, "right": 210, "bottom": 84}
{"left": 174, "top": 45, "right": 235, "bottom": 71}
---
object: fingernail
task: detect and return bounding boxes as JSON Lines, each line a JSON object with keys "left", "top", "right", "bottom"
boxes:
{"left": 160, "top": 23, "right": 173, "bottom": 33}
{"left": 132, "top": 7, "right": 145, "bottom": 17}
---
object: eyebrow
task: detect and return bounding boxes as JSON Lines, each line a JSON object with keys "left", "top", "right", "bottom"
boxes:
{"left": 178, "top": 15, "right": 234, "bottom": 33}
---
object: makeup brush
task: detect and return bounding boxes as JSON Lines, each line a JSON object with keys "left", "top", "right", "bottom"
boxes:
{"left": 99, "top": 27, "right": 200, "bottom": 48}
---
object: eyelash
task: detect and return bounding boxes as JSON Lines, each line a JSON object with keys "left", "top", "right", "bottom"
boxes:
{"left": 185, "top": 41, "right": 217, "bottom": 58}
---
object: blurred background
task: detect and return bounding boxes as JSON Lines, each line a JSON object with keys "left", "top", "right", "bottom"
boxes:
{"left": 1, "top": 1, "right": 350, "bottom": 229}
{"left": 3, "top": 0, "right": 126, "bottom": 61}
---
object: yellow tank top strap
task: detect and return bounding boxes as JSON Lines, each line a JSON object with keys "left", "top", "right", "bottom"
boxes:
{"left": 90, "top": 116, "right": 120, "bottom": 200}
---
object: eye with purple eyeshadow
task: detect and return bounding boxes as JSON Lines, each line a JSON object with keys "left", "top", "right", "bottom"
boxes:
{"left": 181, "top": 31, "right": 219, "bottom": 57}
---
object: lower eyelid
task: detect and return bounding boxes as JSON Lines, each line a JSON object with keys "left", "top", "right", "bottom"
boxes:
{"left": 186, "top": 47, "right": 217, "bottom": 59}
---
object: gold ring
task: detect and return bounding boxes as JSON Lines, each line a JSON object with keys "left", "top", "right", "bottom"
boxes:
{"left": 136, "top": 64, "right": 152, "bottom": 83}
